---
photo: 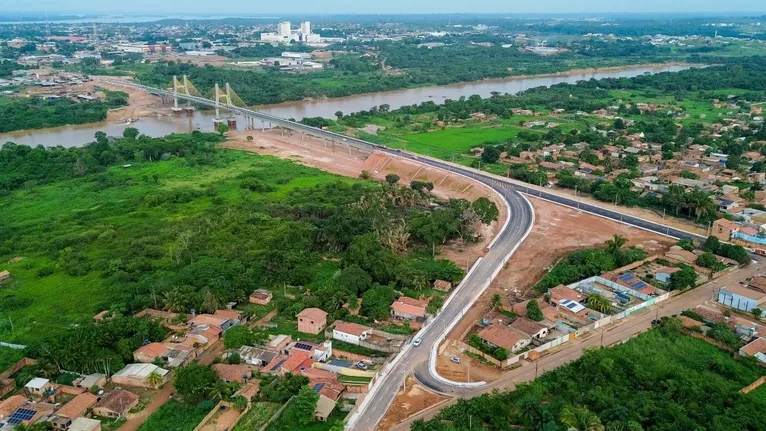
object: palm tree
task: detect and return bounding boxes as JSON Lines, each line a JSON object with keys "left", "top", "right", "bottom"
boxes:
{"left": 587, "top": 294, "right": 612, "bottom": 314}
{"left": 163, "top": 288, "right": 186, "bottom": 313}
{"left": 605, "top": 235, "right": 627, "bottom": 254}
{"left": 200, "top": 288, "right": 222, "bottom": 313}
{"left": 146, "top": 371, "right": 164, "bottom": 388}
{"left": 561, "top": 405, "right": 605, "bottom": 431}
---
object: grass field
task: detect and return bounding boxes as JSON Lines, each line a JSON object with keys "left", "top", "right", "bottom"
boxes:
{"left": 137, "top": 400, "right": 212, "bottom": 431}
{"left": 232, "top": 402, "right": 280, "bottom": 431}
{"left": 0, "top": 149, "right": 359, "bottom": 344}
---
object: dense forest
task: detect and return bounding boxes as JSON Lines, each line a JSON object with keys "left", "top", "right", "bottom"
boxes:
{"left": 0, "top": 131, "right": 496, "bottom": 373}
{"left": 0, "top": 90, "right": 128, "bottom": 133}
{"left": 412, "top": 320, "right": 766, "bottom": 431}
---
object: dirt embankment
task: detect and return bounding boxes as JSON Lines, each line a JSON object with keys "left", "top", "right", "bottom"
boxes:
{"left": 223, "top": 129, "right": 509, "bottom": 268}
{"left": 377, "top": 377, "right": 449, "bottom": 431}
{"left": 90, "top": 77, "right": 166, "bottom": 121}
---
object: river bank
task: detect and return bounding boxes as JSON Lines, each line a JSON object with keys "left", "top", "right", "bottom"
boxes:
{"left": 0, "top": 63, "right": 695, "bottom": 147}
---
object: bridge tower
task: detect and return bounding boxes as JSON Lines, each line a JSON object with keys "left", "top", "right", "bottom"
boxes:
{"left": 213, "top": 82, "right": 225, "bottom": 129}
{"left": 172, "top": 75, "right": 195, "bottom": 115}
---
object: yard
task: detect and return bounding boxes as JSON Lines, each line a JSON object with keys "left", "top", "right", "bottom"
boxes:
{"left": 137, "top": 400, "right": 213, "bottom": 431}
{"left": 231, "top": 402, "right": 280, "bottom": 431}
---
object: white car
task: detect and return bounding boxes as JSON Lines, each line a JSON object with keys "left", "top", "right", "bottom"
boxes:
{"left": 451, "top": 356, "right": 462, "bottom": 364}
{"left": 412, "top": 338, "right": 422, "bottom": 347}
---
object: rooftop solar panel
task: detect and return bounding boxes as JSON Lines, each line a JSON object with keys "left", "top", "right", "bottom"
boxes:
{"left": 294, "top": 342, "right": 313, "bottom": 351}
{"left": 328, "top": 359, "right": 352, "bottom": 368}
{"left": 312, "top": 383, "right": 325, "bottom": 392}
{"left": 618, "top": 273, "right": 634, "bottom": 281}
{"left": 8, "top": 408, "right": 36, "bottom": 425}
{"left": 272, "top": 359, "right": 286, "bottom": 369}
{"left": 566, "top": 302, "right": 577, "bottom": 310}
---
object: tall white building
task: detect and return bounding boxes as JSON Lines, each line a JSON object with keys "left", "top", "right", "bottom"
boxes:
{"left": 300, "top": 21, "right": 311, "bottom": 37}
{"left": 278, "top": 21, "right": 291, "bottom": 38}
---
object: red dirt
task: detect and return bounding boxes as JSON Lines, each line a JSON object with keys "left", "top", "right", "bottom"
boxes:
{"left": 377, "top": 377, "right": 448, "bottom": 431}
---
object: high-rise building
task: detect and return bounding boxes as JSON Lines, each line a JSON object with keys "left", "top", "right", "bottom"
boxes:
{"left": 278, "top": 22, "right": 291, "bottom": 37}
{"left": 300, "top": 21, "right": 311, "bottom": 37}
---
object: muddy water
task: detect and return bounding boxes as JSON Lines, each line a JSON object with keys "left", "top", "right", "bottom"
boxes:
{"left": 0, "top": 64, "right": 692, "bottom": 147}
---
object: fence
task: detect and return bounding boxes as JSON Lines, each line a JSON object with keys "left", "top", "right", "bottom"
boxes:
{"left": 740, "top": 376, "right": 766, "bottom": 394}
{"left": 0, "top": 357, "right": 36, "bottom": 379}
{"left": 192, "top": 401, "right": 225, "bottom": 431}
{"left": 0, "top": 341, "right": 26, "bottom": 350}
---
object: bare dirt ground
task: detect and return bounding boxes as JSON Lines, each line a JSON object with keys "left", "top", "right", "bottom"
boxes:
{"left": 90, "top": 77, "right": 167, "bottom": 121}
{"left": 439, "top": 197, "right": 675, "bottom": 382}
{"left": 223, "top": 129, "right": 509, "bottom": 269}
{"left": 377, "top": 377, "right": 449, "bottom": 431}
{"left": 436, "top": 340, "right": 501, "bottom": 383}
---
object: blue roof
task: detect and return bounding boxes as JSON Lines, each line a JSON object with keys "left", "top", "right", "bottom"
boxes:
{"left": 294, "top": 342, "right": 313, "bottom": 351}
{"left": 8, "top": 409, "right": 36, "bottom": 425}
{"left": 312, "top": 383, "right": 325, "bottom": 392}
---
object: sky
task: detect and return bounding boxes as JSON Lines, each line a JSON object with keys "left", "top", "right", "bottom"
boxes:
{"left": 2, "top": 0, "right": 765, "bottom": 16}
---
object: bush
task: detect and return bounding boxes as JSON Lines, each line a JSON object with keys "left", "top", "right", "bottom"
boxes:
{"left": 36, "top": 267, "right": 54, "bottom": 278}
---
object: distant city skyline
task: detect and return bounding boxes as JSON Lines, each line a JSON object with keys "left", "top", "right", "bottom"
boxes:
{"left": 2, "top": 0, "right": 766, "bottom": 16}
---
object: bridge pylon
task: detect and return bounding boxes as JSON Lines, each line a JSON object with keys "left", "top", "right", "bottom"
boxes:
{"left": 171, "top": 75, "right": 196, "bottom": 115}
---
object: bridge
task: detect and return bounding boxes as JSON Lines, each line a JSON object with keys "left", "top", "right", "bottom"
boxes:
{"left": 103, "top": 77, "right": 707, "bottom": 430}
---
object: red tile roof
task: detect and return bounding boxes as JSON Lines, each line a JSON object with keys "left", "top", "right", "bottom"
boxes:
{"left": 334, "top": 321, "right": 371, "bottom": 337}
{"left": 297, "top": 308, "right": 328, "bottom": 321}
{"left": 56, "top": 392, "right": 98, "bottom": 419}
{"left": 477, "top": 324, "right": 526, "bottom": 351}
{"left": 740, "top": 337, "right": 766, "bottom": 357}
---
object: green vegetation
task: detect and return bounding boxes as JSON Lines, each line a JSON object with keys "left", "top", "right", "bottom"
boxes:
{"left": 265, "top": 396, "right": 345, "bottom": 431}
{"left": 223, "top": 325, "right": 268, "bottom": 350}
{"left": 0, "top": 346, "right": 23, "bottom": 371}
{"left": 231, "top": 402, "right": 280, "bottom": 431}
{"left": 174, "top": 363, "right": 220, "bottom": 404}
{"left": 534, "top": 235, "right": 648, "bottom": 293}
{"left": 0, "top": 91, "right": 128, "bottom": 133}
{"left": 137, "top": 400, "right": 213, "bottom": 431}
{"left": 413, "top": 320, "right": 766, "bottom": 431}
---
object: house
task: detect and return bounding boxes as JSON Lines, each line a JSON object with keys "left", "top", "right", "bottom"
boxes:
{"left": 24, "top": 377, "right": 51, "bottom": 397}
{"left": 391, "top": 297, "right": 428, "bottom": 322}
{"left": 511, "top": 298, "right": 558, "bottom": 322}
{"left": 214, "top": 309, "right": 244, "bottom": 324}
{"left": 164, "top": 343, "right": 196, "bottom": 368}
{"left": 332, "top": 321, "right": 371, "bottom": 346}
{"left": 748, "top": 276, "right": 766, "bottom": 293}
{"left": 213, "top": 363, "right": 253, "bottom": 383}
{"left": 5, "top": 401, "right": 55, "bottom": 426}
{"left": 55, "top": 392, "right": 98, "bottom": 419}
{"left": 717, "top": 284, "right": 766, "bottom": 312}
{"left": 187, "top": 324, "right": 223, "bottom": 345}
{"left": 92, "top": 390, "right": 139, "bottom": 418}
{"left": 0, "top": 395, "right": 28, "bottom": 419}
{"left": 665, "top": 246, "right": 699, "bottom": 265}
{"left": 69, "top": 417, "right": 102, "bottom": 431}
{"left": 263, "top": 350, "right": 312, "bottom": 376}
{"left": 249, "top": 289, "right": 273, "bottom": 305}
{"left": 509, "top": 317, "right": 549, "bottom": 340}
{"left": 655, "top": 266, "right": 681, "bottom": 283}
{"left": 236, "top": 380, "right": 261, "bottom": 401}
{"left": 133, "top": 342, "right": 168, "bottom": 363}
{"left": 739, "top": 337, "right": 766, "bottom": 363}
{"left": 238, "top": 346, "right": 279, "bottom": 366}
{"left": 266, "top": 334, "right": 292, "bottom": 352}
{"left": 314, "top": 395, "right": 337, "bottom": 422}
{"left": 190, "top": 314, "right": 235, "bottom": 331}
{"left": 547, "top": 285, "right": 585, "bottom": 306}
{"left": 477, "top": 324, "right": 530, "bottom": 353}
{"left": 711, "top": 218, "right": 741, "bottom": 240}
{"left": 718, "top": 193, "right": 745, "bottom": 212}
{"left": 111, "top": 363, "right": 170, "bottom": 388}
{"left": 73, "top": 373, "right": 107, "bottom": 390}
{"left": 433, "top": 280, "right": 452, "bottom": 292}
{"left": 0, "top": 270, "right": 10, "bottom": 283}
{"left": 297, "top": 308, "right": 328, "bottom": 335}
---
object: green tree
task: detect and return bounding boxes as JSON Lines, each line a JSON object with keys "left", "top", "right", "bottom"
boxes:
{"left": 361, "top": 285, "right": 398, "bottom": 320}
{"left": 174, "top": 363, "right": 218, "bottom": 404}
{"left": 335, "top": 265, "right": 373, "bottom": 296}
{"left": 385, "top": 174, "right": 400, "bottom": 184}
{"left": 232, "top": 395, "right": 248, "bottom": 411}
{"left": 481, "top": 146, "right": 501, "bottom": 164}
{"left": 146, "top": 370, "right": 164, "bottom": 388}
{"left": 561, "top": 405, "right": 605, "bottom": 431}
{"left": 224, "top": 325, "right": 267, "bottom": 350}
{"left": 293, "top": 385, "right": 319, "bottom": 425}
{"left": 526, "top": 299, "right": 544, "bottom": 321}
{"left": 605, "top": 235, "right": 627, "bottom": 254}
{"left": 695, "top": 252, "right": 724, "bottom": 271}
{"left": 123, "top": 127, "right": 140, "bottom": 139}
{"left": 216, "top": 123, "right": 229, "bottom": 135}
{"left": 676, "top": 239, "right": 694, "bottom": 251}
{"left": 472, "top": 197, "right": 499, "bottom": 224}
{"left": 703, "top": 236, "right": 721, "bottom": 253}
{"left": 227, "top": 353, "right": 242, "bottom": 364}
{"left": 587, "top": 293, "right": 612, "bottom": 314}
{"left": 668, "top": 265, "right": 697, "bottom": 291}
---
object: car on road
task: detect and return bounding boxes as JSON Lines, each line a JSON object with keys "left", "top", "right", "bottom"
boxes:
{"left": 412, "top": 338, "right": 422, "bottom": 347}
{"left": 450, "top": 356, "right": 462, "bottom": 364}
{"left": 355, "top": 362, "right": 369, "bottom": 370}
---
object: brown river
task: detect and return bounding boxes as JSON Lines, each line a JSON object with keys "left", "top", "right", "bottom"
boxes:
{"left": 0, "top": 64, "right": 692, "bottom": 147}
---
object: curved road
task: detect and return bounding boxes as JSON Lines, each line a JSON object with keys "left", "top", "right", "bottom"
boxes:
{"left": 102, "top": 80, "right": 706, "bottom": 430}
